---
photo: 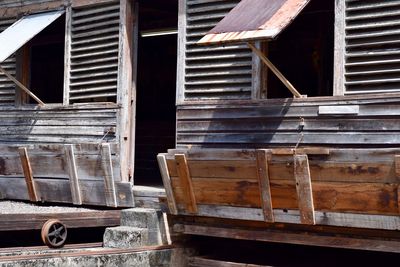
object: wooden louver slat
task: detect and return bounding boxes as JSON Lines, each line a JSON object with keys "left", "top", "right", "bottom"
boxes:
{"left": 0, "top": 18, "right": 16, "bottom": 105}
{"left": 184, "top": 0, "right": 253, "bottom": 100}
{"left": 69, "top": 2, "right": 120, "bottom": 103}
{"left": 345, "top": 0, "right": 400, "bottom": 95}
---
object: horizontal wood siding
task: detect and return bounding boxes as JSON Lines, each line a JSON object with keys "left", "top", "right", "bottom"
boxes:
{"left": 183, "top": 0, "right": 253, "bottom": 100}
{"left": 0, "top": 18, "right": 16, "bottom": 105}
{"left": 69, "top": 0, "right": 120, "bottom": 103}
{"left": 0, "top": 105, "right": 117, "bottom": 143}
{"left": 345, "top": 0, "right": 400, "bottom": 94}
{"left": 176, "top": 97, "right": 400, "bottom": 147}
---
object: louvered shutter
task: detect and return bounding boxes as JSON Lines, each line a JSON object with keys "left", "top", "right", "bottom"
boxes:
{"left": 68, "top": 1, "right": 120, "bottom": 103}
{"left": 0, "top": 18, "right": 16, "bottom": 105}
{"left": 183, "top": 0, "right": 253, "bottom": 100}
{"left": 344, "top": 0, "right": 400, "bottom": 94}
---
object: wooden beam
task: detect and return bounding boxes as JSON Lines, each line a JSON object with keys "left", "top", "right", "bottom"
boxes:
{"left": 175, "top": 154, "right": 197, "bottom": 214}
{"left": 293, "top": 154, "right": 315, "bottom": 225}
{"left": 255, "top": 149, "right": 274, "bottom": 222}
{"left": 183, "top": 225, "right": 400, "bottom": 254}
{"left": 18, "top": 147, "right": 39, "bottom": 202}
{"left": 0, "top": 66, "right": 45, "bottom": 106}
{"left": 247, "top": 42, "right": 303, "bottom": 98}
{"left": 271, "top": 147, "right": 330, "bottom": 156}
{"left": 157, "top": 154, "right": 178, "bottom": 215}
{"left": 101, "top": 143, "right": 118, "bottom": 207}
{"left": 64, "top": 144, "right": 82, "bottom": 205}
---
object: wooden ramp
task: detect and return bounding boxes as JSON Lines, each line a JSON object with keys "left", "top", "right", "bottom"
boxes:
{"left": 0, "top": 144, "right": 134, "bottom": 207}
{"left": 158, "top": 147, "right": 400, "bottom": 231}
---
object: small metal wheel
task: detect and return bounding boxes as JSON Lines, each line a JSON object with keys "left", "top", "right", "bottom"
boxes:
{"left": 41, "top": 219, "right": 67, "bottom": 248}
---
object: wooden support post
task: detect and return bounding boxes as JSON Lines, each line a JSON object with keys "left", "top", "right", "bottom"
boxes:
{"left": 157, "top": 154, "right": 178, "bottom": 215}
{"left": 247, "top": 42, "right": 303, "bottom": 98}
{"left": 101, "top": 143, "right": 118, "bottom": 207}
{"left": 18, "top": 147, "right": 39, "bottom": 202}
{"left": 255, "top": 149, "right": 274, "bottom": 222}
{"left": 175, "top": 154, "right": 198, "bottom": 214}
{"left": 293, "top": 154, "right": 315, "bottom": 225}
{"left": 64, "top": 144, "right": 82, "bottom": 205}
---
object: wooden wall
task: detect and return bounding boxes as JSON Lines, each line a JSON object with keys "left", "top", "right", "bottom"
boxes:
{"left": 176, "top": 94, "right": 400, "bottom": 148}
{"left": 0, "top": 104, "right": 117, "bottom": 144}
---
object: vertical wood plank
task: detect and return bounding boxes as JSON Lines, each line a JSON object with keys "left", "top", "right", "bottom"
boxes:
{"left": 395, "top": 155, "right": 400, "bottom": 179}
{"left": 176, "top": 0, "right": 187, "bottom": 104}
{"left": 293, "top": 154, "right": 315, "bottom": 225}
{"left": 64, "top": 144, "right": 82, "bottom": 205}
{"left": 117, "top": 0, "right": 134, "bottom": 182}
{"left": 255, "top": 149, "right": 274, "bottom": 222}
{"left": 157, "top": 154, "right": 178, "bottom": 215}
{"left": 252, "top": 41, "right": 268, "bottom": 99}
{"left": 333, "top": 0, "right": 346, "bottom": 96}
{"left": 18, "top": 147, "right": 39, "bottom": 202}
{"left": 63, "top": 5, "right": 72, "bottom": 105}
{"left": 15, "top": 45, "right": 30, "bottom": 106}
{"left": 101, "top": 143, "right": 118, "bottom": 207}
{"left": 175, "top": 154, "right": 197, "bottom": 214}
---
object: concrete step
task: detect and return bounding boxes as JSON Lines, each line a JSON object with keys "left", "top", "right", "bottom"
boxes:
{"left": 103, "top": 226, "right": 149, "bottom": 249}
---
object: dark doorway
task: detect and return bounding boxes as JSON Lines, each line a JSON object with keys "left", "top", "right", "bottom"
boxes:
{"left": 134, "top": 0, "right": 178, "bottom": 186}
{"left": 28, "top": 14, "right": 66, "bottom": 104}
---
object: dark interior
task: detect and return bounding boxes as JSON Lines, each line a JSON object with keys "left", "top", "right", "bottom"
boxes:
{"left": 134, "top": 0, "right": 178, "bottom": 186}
{"left": 29, "top": 14, "right": 65, "bottom": 104}
{"left": 267, "top": 0, "right": 334, "bottom": 98}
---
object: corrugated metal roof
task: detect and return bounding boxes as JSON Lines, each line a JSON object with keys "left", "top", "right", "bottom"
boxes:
{"left": 198, "top": 0, "right": 310, "bottom": 45}
{"left": 0, "top": 10, "right": 64, "bottom": 63}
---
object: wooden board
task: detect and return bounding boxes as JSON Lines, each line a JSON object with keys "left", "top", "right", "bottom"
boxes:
{"left": 0, "top": 210, "right": 121, "bottom": 231}
{"left": 183, "top": 225, "right": 400, "bottom": 253}
{"left": 18, "top": 147, "right": 39, "bottom": 202}
{"left": 175, "top": 154, "right": 197, "bottom": 214}
{"left": 293, "top": 154, "right": 315, "bottom": 225}
{"left": 190, "top": 257, "right": 268, "bottom": 267}
{"left": 255, "top": 150, "right": 273, "bottom": 222}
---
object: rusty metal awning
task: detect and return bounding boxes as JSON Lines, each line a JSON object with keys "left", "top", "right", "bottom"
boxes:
{"left": 198, "top": 0, "right": 310, "bottom": 45}
{"left": 0, "top": 10, "right": 65, "bottom": 63}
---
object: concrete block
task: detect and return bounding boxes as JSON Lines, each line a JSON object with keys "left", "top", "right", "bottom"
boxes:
{"left": 121, "top": 208, "right": 162, "bottom": 230}
{"left": 103, "top": 226, "right": 148, "bottom": 249}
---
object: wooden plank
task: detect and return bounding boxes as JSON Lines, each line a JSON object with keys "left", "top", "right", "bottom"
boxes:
{"left": 0, "top": 210, "right": 121, "bottom": 231}
{"left": 64, "top": 144, "right": 82, "bottom": 205}
{"left": 101, "top": 143, "right": 118, "bottom": 207}
{"left": 318, "top": 105, "right": 359, "bottom": 115}
{"left": 0, "top": 177, "right": 134, "bottom": 207}
{"left": 18, "top": 147, "right": 39, "bottom": 202}
{"left": 176, "top": 0, "right": 187, "bottom": 104}
{"left": 183, "top": 225, "right": 400, "bottom": 254}
{"left": 175, "top": 154, "right": 197, "bottom": 214}
{"left": 255, "top": 150, "right": 273, "bottom": 222}
{"left": 180, "top": 205, "right": 400, "bottom": 231}
{"left": 157, "top": 154, "right": 178, "bottom": 215}
{"left": 63, "top": 5, "right": 73, "bottom": 105}
{"left": 271, "top": 147, "right": 330, "bottom": 155}
{"left": 170, "top": 178, "right": 400, "bottom": 215}
{"left": 117, "top": 0, "right": 134, "bottom": 183}
{"left": 190, "top": 257, "right": 268, "bottom": 267}
{"left": 395, "top": 155, "right": 400, "bottom": 178}
{"left": 293, "top": 154, "right": 315, "bottom": 225}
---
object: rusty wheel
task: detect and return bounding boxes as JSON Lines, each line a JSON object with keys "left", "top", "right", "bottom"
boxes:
{"left": 41, "top": 219, "right": 67, "bottom": 248}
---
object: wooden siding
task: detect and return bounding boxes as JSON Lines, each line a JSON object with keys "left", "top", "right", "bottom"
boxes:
{"left": 0, "top": 104, "right": 117, "bottom": 144}
{"left": 179, "top": 0, "right": 253, "bottom": 101}
{"left": 344, "top": 0, "right": 400, "bottom": 95}
{"left": 0, "top": 17, "right": 16, "bottom": 105}
{"left": 67, "top": 0, "right": 120, "bottom": 103}
{"left": 176, "top": 96, "right": 400, "bottom": 148}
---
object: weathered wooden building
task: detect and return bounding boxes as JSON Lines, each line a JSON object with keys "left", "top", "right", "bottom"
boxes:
{"left": 0, "top": 0, "right": 177, "bottom": 207}
{"left": 157, "top": 0, "right": 400, "bottom": 253}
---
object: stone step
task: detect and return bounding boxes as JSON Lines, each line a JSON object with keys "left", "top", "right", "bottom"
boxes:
{"left": 103, "top": 226, "right": 149, "bottom": 249}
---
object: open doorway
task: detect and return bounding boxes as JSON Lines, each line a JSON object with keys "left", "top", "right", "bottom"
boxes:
{"left": 134, "top": 0, "right": 178, "bottom": 186}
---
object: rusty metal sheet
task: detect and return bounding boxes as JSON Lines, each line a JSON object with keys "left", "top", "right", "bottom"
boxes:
{"left": 198, "top": 0, "right": 310, "bottom": 45}
{"left": 0, "top": 10, "right": 64, "bottom": 63}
